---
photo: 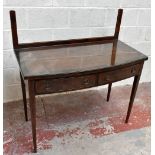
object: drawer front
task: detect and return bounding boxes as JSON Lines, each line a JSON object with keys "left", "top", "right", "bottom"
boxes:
{"left": 35, "top": 74, "right": 97, "bottom": 95}
{"left": 98, "top": 64, "right": 141, "bottom": 85}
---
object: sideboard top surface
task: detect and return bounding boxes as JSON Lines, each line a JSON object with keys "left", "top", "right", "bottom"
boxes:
{"left": 17, "top": 40, "right": 148, "bottom": 79}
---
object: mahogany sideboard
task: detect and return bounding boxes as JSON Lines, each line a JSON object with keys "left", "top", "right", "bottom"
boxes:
{"left": 9, "top": 9, "right": 148, "bottom": 152}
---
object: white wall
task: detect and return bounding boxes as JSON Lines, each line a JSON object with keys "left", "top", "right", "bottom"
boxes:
{"left": 3, "top": 0, "right": 151, "bottom": 102}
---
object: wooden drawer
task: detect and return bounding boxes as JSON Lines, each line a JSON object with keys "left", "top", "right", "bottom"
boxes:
{"left": 35, "top": 74, "right": 97, "bottom": 95}
{"left": 98, "top": 63, "right": 141, "bottom": 85}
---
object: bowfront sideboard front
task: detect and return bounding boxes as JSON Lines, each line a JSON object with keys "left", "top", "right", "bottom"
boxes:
{"left": 9, "top": 9, "right": 148, "bottom": 152}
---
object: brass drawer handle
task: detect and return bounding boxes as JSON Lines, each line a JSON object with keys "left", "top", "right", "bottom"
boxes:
{"left": 83, "top": 79, "right": 90, "bottom": 85}
{"left": 104, "top": 76, "right": 110, "bottom": 81}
